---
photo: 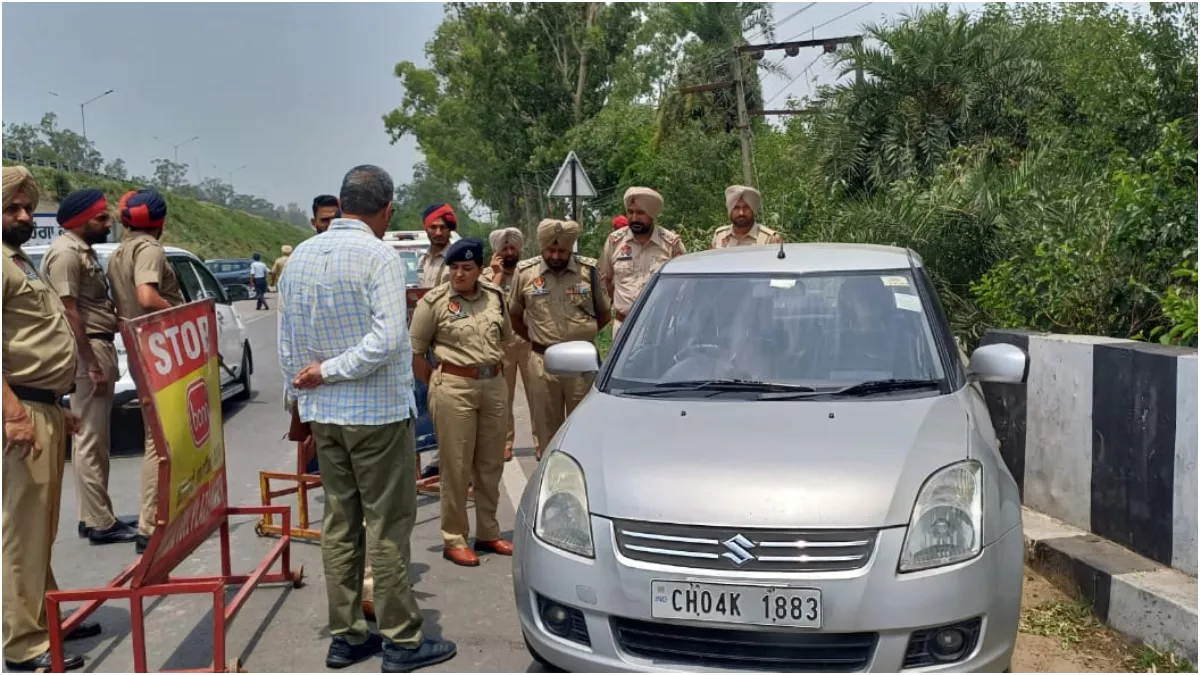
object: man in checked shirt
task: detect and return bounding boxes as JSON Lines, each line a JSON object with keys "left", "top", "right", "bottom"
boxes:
{"left": 279, "top": 165, "right": 456, "bottom": 673}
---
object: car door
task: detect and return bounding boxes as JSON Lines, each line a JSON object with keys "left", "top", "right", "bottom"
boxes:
{"left": 170, "top": 255, "right": 243, "bottom": 387}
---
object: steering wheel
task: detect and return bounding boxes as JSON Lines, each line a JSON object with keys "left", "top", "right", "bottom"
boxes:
{"left": 673, "top": 343, "right": 724, "bottom": 364}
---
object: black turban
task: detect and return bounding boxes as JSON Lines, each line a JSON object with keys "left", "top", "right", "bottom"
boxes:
{"left": 57, "top": 189, "right": 107, "bottom": 229}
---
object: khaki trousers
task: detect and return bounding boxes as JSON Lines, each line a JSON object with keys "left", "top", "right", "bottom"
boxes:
{"left": 137, "top": 425, "right": 161, "bottom": 538}
{"left": 501, "top": 341, "right": 537, "bottom": 452}
{"left": 2, "top": 401, "right": 65, "bottom": 663}
{"left": 429, "top": 369, "right": 506, "bottom": 548}
{"left": 312, "top": 418, "right": 423, "bottom": 648}
{"left": 72, "top": 340, "right": 119, "bottom": 530}
{"left": 529, "top": 351, "right": 594, "bottom": 453}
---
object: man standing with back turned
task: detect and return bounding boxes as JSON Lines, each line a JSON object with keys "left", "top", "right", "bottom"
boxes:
{"left": 280, "top": 165, "right": 456, "bottom": 672}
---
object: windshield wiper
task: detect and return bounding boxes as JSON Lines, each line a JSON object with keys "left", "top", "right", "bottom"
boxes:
{"left": 758, "top": 378, "right": 942, "bottom": 401}
{"left": 620, "top": 379, "right": 818, "bottom": 397}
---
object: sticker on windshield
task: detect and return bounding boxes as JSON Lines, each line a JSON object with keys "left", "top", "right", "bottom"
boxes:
{"left": 880, "top": 275, "right": 909, "bottom": 287}
{"left": 769, "top": 279, "right": 796, "bottom": 289}
{"left": 894, "top": 292, "right": 922, "bottom": 312}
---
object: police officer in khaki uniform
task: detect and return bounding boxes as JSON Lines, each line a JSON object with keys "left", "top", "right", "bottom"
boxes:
{"left": 2, "top": 166, "right": 95, "bottom": 672}
{"left": 711, "top": 185, "right": 783, "bottom": 249}
{"left": 510, "top": 219, "right": 611, "bottom": 459}
{"left": 410, "top": 237, "right": 513, "bottom": 567}
{"left": 41, "top": 189, "right": 138, "bottom": 545}
{"left": 269, "top": 244, "right": 292, "bottom": 288}
{"left": 417, "top": 202, "right": 457, "bottom": 288}
{"left": 106, "top": 189, "right": 185, "bottom": 554}
{"left": 600, "top": 187, "right": 686, "bottom": 336}
{"left": 482, "top": 227, "right": 536, "bottom": 461}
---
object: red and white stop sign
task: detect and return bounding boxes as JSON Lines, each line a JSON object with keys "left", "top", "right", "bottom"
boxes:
{"left": 186, "top": 378, "right": 211, "bottom": 448}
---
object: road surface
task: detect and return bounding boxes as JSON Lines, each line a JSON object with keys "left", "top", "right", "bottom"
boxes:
{"left": 48, "top": 298, "right": 1129, "bottom": 672}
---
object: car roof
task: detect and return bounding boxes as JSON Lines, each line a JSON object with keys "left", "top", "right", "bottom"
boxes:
{"left": 206, "top": 258, "right": 251, "bottom": 263}
{"left": 660, "top": 243, "right": 923, "bottom": 275}
{"left": 24, "top": 242, "right": 201, "bottom": 258}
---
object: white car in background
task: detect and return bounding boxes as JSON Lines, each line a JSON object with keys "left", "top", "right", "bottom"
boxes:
{"left": 23, "top": 242, "right": 254, "bottom": 411}
{"left": 383, "top": 230, "right": 461, "bottom": 288}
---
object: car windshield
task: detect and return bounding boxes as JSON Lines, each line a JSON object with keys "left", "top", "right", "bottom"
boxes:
{"left": 209, "top": 261, "right": 250, "bottom": 274}
{"left": 396, "top": 250, "right": 421, "bottom": 282}
{"left": 606, "top": 271, "right": 948, "bottom": 395}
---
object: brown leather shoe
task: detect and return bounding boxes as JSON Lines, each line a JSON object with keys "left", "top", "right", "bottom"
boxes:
{"left": 474, "top": 538, "right": 514, "bottom": 556}
{"left": 442, "top": 546, "right": 480, "bottom": 567}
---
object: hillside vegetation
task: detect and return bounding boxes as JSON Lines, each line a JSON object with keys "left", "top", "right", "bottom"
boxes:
{"left": 13, "top": 163, "right": 311, "bottom": 261}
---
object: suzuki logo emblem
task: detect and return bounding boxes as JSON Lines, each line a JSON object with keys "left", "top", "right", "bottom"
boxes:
{"left": 721, "top": 534, "right": 756, "bottom": 566}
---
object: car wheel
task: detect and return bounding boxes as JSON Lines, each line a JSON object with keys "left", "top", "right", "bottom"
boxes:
{"left": 232, "top": 349, "right": 252, "bottom": 402}
{"left": 522, "top": 634, "right": 563, "bottom": 672}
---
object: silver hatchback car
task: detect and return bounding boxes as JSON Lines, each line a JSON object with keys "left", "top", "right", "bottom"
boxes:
{"left": 512, "top": 243, "right": 1028, "bottom": 672}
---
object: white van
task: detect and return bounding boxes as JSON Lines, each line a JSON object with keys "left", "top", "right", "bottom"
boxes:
{"left": 383, "top": 230, "right": 462, "bottom": 287}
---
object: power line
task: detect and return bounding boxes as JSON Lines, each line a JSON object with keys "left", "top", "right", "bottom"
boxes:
{"left": 781, "top": 2, "right": 873, "bottom": 42}
{"left": 745, "top": 2, "right": 817, "bottom": 42}
{"left": 764, "top": 53, "right": 824, "bottom": 107}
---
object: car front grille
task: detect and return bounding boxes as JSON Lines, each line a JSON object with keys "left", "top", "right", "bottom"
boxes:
{"left": 613, "top": 519, "right": 877, "bottom": 573}
{"left": 612, "top": 617, "right": 877, "bottom": 672}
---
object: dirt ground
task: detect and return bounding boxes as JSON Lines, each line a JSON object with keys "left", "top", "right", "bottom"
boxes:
{"left": 1014, "top": 567, "right": 1140, "bottom": 673}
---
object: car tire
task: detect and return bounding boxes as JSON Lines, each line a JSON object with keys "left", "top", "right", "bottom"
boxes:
{"left": 522, "top": 634, "right": 563, "bottom": 672}
{"left": 232, "top": 349, "right": 252, "bottom": 402}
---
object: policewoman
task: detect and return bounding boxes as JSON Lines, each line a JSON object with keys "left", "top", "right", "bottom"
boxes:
{"left": 408, "top": 237, "right": 514, "bottom": 567}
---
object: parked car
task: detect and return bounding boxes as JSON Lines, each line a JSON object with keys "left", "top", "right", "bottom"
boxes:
{"left": 24, "top": 243, "right": 254, "bottom": 413}
{"left": 513, "top": 243, "right": 1028, "bottom": 673}
{"left": 204, "top": 258, "right": 254, "bottom": 300}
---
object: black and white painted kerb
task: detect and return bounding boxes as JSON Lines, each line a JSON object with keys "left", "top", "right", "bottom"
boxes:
{"left": 981, "top": 329, "right": 1198, "bottom": 660}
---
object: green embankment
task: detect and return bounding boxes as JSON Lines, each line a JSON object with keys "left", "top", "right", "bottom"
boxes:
{"left": 11, "top": 163, "right": 310, "bottom": 260}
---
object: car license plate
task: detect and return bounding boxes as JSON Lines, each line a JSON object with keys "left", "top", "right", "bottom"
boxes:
{"left": 650, "top": 580, "right": 821, "bottom": 628}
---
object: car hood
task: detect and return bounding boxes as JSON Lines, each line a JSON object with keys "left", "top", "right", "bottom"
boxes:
{"left": 559, "top": 391, "right": 971, "bottom": 529}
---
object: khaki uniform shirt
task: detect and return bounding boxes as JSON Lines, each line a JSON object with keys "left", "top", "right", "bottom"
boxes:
{"left": 510, "top": 255, "right": 610, "bottom": 346}
{"left": 409, "top": 281, "right": 512, "bottom": 368}
{"left": 599, "top": 225, "right": 686, "bottom": 317}
{"left": 482, "top": 266, "right": 527, "bottom": 347}
{"left": 40, "top": 230, "right": 119, "bottom": 336}
{"left": 417, "top": 246, "right": 449, "bottom": 288}
{"left": 2, "top": 243, "right": 77, "bottom": 394}
{"left": 270, "top": 255, "right": 289, "bottom": 285}
{"left": 106, "top": 230, "right": 186, "bottom": 320}
{"left": 711, "top": 223, "right": 783, "bottom": 249}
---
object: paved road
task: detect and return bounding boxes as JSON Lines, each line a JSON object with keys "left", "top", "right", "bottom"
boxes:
{"left": 50, "top": 298, "right": 1113, "bottom": 672}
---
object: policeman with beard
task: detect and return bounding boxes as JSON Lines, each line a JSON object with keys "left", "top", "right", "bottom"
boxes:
{"left": 711, "top": 185, "right": 783, "bottom": 249}
{"left": 41, "top": 190, "right": 138, "bottom": 545}
{"left": 417, "top": 203, "right": 457, "bottom": 288}
{"left": 481, "top": 227, "right": 534, "bottom": 461}
{"left": 2, "top": 166, "right": 93, "bottom": 671}
{"left": 599, "top": 187, "right": 686, "bottom": 336}
{"left": 510, "top": 220, "right": 611, "bottom": 459}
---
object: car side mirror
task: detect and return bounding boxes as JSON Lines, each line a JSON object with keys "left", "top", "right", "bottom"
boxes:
{"left": 967, "top": 343, "right": 1028, "bottom": 384}
{"left": 544, "top": 341, "right": 601, "bottom": 376}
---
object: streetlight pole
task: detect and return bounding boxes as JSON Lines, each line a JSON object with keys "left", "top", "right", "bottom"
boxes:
{"left": 212, "top": 164, "right": 248, "bottom": 193}
{"left": 173, "top": 136, "right": 199, "bottom": 164}
{"left": 79, "top": 89, "right": 114, "bottom": 143}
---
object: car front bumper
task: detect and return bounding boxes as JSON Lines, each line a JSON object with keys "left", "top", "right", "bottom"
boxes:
{"left": 513, "top": 516, "right": 1023, "bottom": 673}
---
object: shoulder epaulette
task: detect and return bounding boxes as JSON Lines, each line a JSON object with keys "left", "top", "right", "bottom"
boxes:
{"left": 713, "top": 224, "right": 732, "bottom": 235}
{"left": 420, "top": 284, "right": 450, "bottom": 305}
{"left": 479, "top": 280, "right": 504, "bottom": 295}
{"left": 575, "top": 255, "right": 598, "bottom": 268}
{"left": 516, "top": 257, "right": 541, "bottom": 271}
{"left": 759, "top": 224, "right": 778, "bottom": 235}
{"left": 608, "top": 229, "right": 627, "bottom": 243}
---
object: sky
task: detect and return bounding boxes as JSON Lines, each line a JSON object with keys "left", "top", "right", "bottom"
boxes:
{"left": 2, "top": 2, "right": 974, "bottom": 212}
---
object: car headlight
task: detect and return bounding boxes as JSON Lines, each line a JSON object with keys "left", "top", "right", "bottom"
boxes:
{"left": 899, "top": 460, "right": 982, "bottom": 572}
{"left": 534, "top": 451, "right": 593, "bottom": 558}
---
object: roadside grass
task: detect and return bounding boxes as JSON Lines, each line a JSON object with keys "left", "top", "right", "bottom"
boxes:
{"left": 13, "top": 163, "right": 309, "bottom": 261}
{"left": 1020, "top": 598, "right": 1195, "bottom": 673}
{"left": 596, "top": 322, "right": 613, "bottom": 359}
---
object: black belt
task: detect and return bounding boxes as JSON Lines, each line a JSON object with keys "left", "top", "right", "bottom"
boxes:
{"left": 531, "top": 342, "right": 550, "bottom": 355}
{"left": 87, "top": 332, "right": 115, "bottom": 342}
{"left": 11, "top": 385, "right": 59, "bottom": 405}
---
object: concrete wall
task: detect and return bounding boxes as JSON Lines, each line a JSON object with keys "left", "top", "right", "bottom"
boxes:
{"left": 981, "top": 330, "right": 1198, "bottom": 577}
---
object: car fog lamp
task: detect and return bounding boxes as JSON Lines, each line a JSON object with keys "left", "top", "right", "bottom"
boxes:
{"left": 899, "top": 460, "right": 983, "bottom": 572}
{"left": 931, "top": 627, "right": 967, "bottom": 660}
{"left": 541, "top": 602, "right": 571, "bottom": 637}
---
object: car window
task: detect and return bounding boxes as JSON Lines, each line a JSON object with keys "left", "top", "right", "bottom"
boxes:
{"left": 607, "top": 271, "right": 947, "bottom": 392}
{"left": 210, "top": 261, "right": 250, "bottom": 274}
{"left": 187, "top": 259, "right": 230, "bottom": 304}
{"left": 171, "top": 257, "right": 207, "bottom": 303}
{"left": 396, "top": 250, "right": 420, "bottom": 283}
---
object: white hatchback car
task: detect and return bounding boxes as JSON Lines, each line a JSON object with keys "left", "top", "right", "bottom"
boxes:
{"left": 24, "top": 242, "right": 253, "bottom": 410}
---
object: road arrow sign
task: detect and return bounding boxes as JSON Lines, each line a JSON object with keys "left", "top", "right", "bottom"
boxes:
{"left": 546, "top": 151, "right": 597, "bottom": 199}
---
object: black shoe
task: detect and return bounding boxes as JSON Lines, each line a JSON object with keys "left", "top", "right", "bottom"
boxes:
{"left": 66, "top": 621, "right": 102, "bottom": 641}
{"left": 89, "top": 522, "right": 139, "bottom": 545}
{"left": 135, "top": 534, "right": 149, "bottom": 555}
{"left": 382, "top": 638, "right": 457, "bottom": 673}
{"left": 5, "top": 649, "right": 84, "bottom": 671}
{"left": 80, "top": 515, "right": 138, "bottom": 538}
{"left": 326, "top": 634, "right": 382, "bottom": 669}
{"left": 77, "top": 521, "right": 90, "bottom": 538}
{"left": 420, "top": 465, "right": 439, "bottom": 480}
